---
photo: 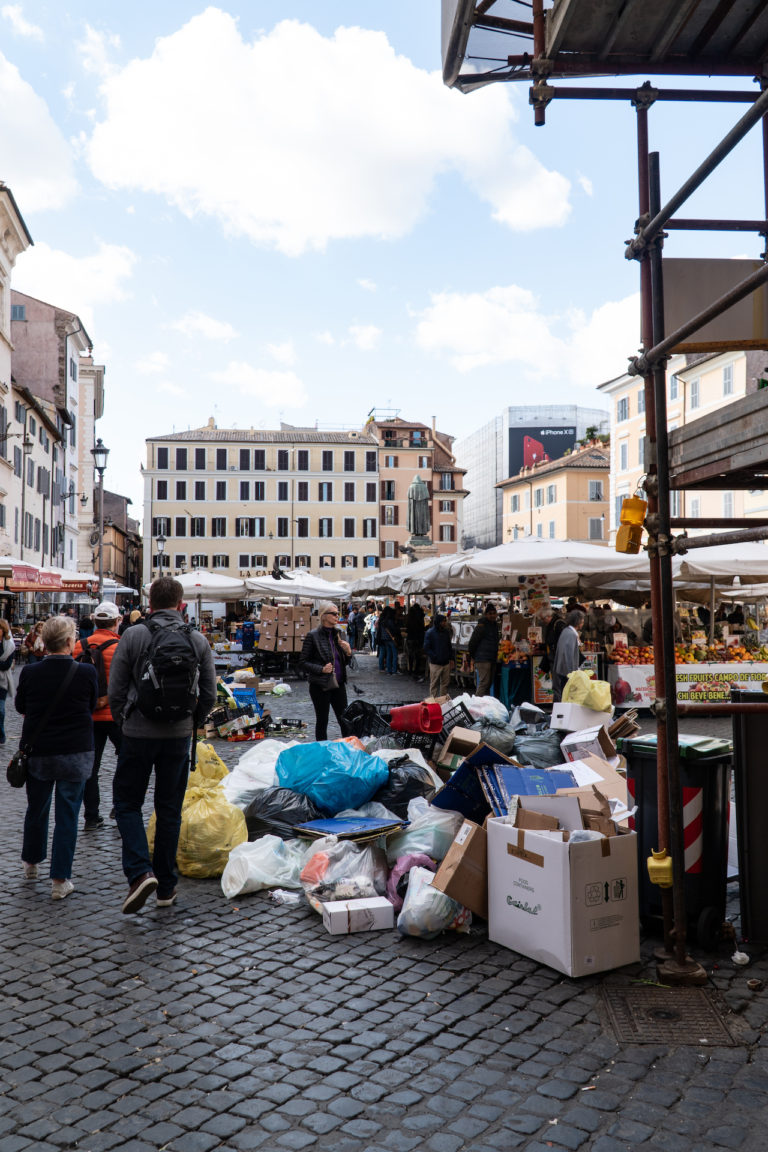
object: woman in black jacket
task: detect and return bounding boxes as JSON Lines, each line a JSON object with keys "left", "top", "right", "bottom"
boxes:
{"left": 16, "top": 615, "right": 98, "bottom": 900}
{"left": 299, "top": 601, "right": 352, "bottom": 741}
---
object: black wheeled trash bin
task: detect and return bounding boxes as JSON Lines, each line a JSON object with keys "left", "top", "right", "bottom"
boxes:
{"left": 619, "top": 734, "right": 732, "bottom": 950}
{"left": 732, "top": 689, "right": 768, "bottom": 944}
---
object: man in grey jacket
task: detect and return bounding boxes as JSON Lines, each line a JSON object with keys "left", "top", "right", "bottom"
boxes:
{"left": 552, "top": 609, "right": 585, "bottom": 703}
{"left": 108, "top": 576, "right": 217, "bottom": 913}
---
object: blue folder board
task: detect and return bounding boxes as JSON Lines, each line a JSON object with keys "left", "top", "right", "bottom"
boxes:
{"left": 431, "top": 742, "right": 578, "bottom": 820}
{"left": 294, "top": 817, "right": 408, "bottom": 840}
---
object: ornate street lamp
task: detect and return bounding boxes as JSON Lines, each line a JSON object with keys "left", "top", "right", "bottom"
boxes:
{"left": 91, "top": 438, "right": 110, "bottom": 600}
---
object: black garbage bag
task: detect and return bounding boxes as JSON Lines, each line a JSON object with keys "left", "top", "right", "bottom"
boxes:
{"left": 513, "top": 728, "right": 565, "bottom": 769}
{"left": 245, "top": 787, "right": 323, "bottom": 841}
{"left": 371, "top": 754, "right": 436, "bottom": 818}
{"left": 470, "top": 718, "right": 518, "bottom": 757}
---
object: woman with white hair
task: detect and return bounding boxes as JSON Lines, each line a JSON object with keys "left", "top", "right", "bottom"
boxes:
{"left": 15, "top": 615, "right": 98, "bottom": 900}
{"left": 299, "top": 601, "right": 352, "bottom": 741}
{"left": 0, "top": 618, "right": 16, "bottom": 745}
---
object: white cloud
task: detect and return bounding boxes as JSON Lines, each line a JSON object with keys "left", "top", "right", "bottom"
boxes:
{"left": 266, "top": 341, "right": 296, "bottom": 366}
{"left": 79, "top": 23, "right": 120, "bottom": 78}
{"left": 578, "top": 174, "right": 593, "bottom": 196}
{"left": 171, "top": 309, "right": 237, "bottom": 340}
{"left": 315, "top": 330, "right": 335, "bottom": 345}
{"left": 212, "top": 361, "right": 307, "bottom": 407}
{"left": 86, "top": 12, "right": 570, "bottom": 255}
{"left": 12, "top": 239, "right": 137, "bottom": 332}
{"left": 0, "top": 53, "right": 77, "bottom": 211}
{"left": 358, "top": 278, "right": 377, "bottom": 292}
{"left": 136, "top": 351, "right": 169, "bottom": 375}
{"left": 348, "top": 324, "right": 382, "bottom": 351}
{"left": 415, "top": 285, "right": 639, "bottom": 388}
{"left": 158, "top": 380, "right": 184, "bottom": 396}
{"left": 2, "top": 5, "right": 43, "bottom": 40}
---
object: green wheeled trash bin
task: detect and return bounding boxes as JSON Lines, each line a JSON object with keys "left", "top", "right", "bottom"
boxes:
{"left": 619, "top": 734, "right": 732, "bottom": 950}
{"left": 732, "top": 689, "right": 768, "bottom": 944}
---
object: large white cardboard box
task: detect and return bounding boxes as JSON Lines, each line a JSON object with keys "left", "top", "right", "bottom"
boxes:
{"left": 487, "top": 815, "right": 640, "bottom": 977}
{"left": 550, "top": 701, "right": 613, "bottom": 733}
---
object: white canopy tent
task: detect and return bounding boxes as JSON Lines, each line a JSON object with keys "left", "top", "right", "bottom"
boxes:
{"left": 143, "top": 570, "right": 248, "bottom": 601}
{"left": 245, "top": 570, "right": 349, "bottom": 601}
{"left": 347, "top": 552, "right": 465, "bottom": 597}
{"left": 677, "top": 542, "right": 768, "bottom": 583}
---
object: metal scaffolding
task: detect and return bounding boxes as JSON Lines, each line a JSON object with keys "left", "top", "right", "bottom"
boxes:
{"left": 442, "top": 0, "right": 768, "bottom": 983}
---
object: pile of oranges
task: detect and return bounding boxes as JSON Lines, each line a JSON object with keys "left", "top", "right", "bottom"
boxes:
{"left": 610, "top": 643, "right": 654, "bottom": 665}
{"left": 610, "top": 642, "right": 768, "bottom": 665}
{"left": 498, "top": 639, "right": 529, "bottom": 665}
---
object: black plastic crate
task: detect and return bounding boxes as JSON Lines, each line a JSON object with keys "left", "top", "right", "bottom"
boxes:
{"left": 438, "top": 701, "right": 473, "bottom": 745}
{"left": 340, "top": 700, "right": 392, "bottom": 738}
{"left": 393, "top": 731, "right": 439, "bottom": 760}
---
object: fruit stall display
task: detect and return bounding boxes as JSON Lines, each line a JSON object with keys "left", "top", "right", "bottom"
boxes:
{"left": 607, "top": 641, "right": 768, "bottom": 708}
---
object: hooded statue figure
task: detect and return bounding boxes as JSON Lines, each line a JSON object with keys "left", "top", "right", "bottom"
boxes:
{"left": 407, "top": 474, "right": 431, "bottom": 539}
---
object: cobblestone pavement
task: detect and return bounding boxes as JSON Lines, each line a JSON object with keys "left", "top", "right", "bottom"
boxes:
{"left": 0, "top": 651, "right": 765, "bottom": 1152}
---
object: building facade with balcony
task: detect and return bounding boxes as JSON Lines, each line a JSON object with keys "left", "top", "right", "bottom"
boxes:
{"left": 143, "top": 421, "right": 381, "bottom": 584}
{"left": 497, "top": 442, "right": 610, "bottom": 544}
{"left": 454, "top": 404, "right": 610, "bottom": 549}
{"left": 598, "top": 350, "right": 768, "bottom": 539}
{"left": 365, "top": 415, "right": 466, "bottom": 570}
{"left": 0, "top": 183, "right": 32, "bottom": 557}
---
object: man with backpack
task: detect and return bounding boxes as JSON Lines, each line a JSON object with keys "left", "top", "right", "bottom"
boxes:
{"left": 108, "top": 577, "right": 217, "bottom": 914}
{"left": 73, "top": 601, "right": 122, "bottom": 830}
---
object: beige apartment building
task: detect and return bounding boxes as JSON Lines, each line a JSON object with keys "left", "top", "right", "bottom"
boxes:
{"left": 598, "top": 350, "right": 768, "bottom": 536}
{"left": 143, "top": 421, "right": 381, "bottom": 584}
{"left": 497, "top": 442, "right": 610, "bottom": 545}
{"left": 366, "top": 415, "right": 467, "bottom": 569}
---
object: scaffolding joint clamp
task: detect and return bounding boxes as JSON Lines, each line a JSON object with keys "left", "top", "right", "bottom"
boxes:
{"left": 643, "top": 473, "right": 658, "bottom": 497}
{"left": 670, "top": 533, "right": 690, "bottom": 556}
{"left": 632, "top": 83, "right": 659, "bottom": 111}
{"left": 628, "top": 354, "right": 646, "bottom": 377}
{"left": 529, "top": 81, "right": 555, "bottom": 110}
{"left": 650, "top": 697, "right": 666, "bottom": 721}
{"left": 644, "top": 512, "right": 660, "bottom": 538}
{"left": 656, "top": 532, "right": 673, "bottom": 557}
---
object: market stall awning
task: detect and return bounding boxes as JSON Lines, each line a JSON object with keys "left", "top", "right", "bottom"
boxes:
{"left": 143, "top": 570, "right": 248, "bottom": 601}
{"left": 677, "top": 542, "right": 768, "bottom": 583}
{"left": 347, "top": 552, "right": 468, "bottom": 597}
{"left": 246, "top": 571, "right": 349, "bottom": 601}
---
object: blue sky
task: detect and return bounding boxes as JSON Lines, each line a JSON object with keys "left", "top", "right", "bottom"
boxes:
{"left": 1, "top": 2, "right": 765, "bottom": 517}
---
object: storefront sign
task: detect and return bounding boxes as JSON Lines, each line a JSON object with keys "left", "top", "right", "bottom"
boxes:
{"left": 609, "top": 662, "right": 768, "bottom": 708}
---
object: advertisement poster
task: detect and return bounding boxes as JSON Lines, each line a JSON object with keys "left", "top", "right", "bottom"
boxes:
{"left": 609, "top": 663, "right": 768, "bottom": 708}
{"left": 532, "top": 655, "right": 553, "bottom": 705}
{"left": 508, "top": 426, "right": 577, "bottom": 477}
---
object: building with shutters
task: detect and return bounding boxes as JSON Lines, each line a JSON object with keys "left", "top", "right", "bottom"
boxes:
{"left": 497, "top": 441, "right": 610, "bottom": 545}
{"left": 143, "top": 420, "right": 381, "bottom": 584}
{"left": 364, "top": 414, "right": 467, "bottom": 570}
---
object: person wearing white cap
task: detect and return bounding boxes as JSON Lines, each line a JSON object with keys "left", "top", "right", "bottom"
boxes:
{"left": 73, "top": 601, "right": 122, "bottom": 830}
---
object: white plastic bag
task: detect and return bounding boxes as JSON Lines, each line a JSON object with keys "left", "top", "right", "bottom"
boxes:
{"left": 385, "top": 797, "right": 464, "bottom": 865}
{"left": 299, "top": 835, "right": 389, "bottom": 911}
{"left": 396, "top": 866, "right": 471, "bottom": 939}
{"left": 221, "top": 835, "right": 310, "bottom": 898}
{"left": 221, "top": 739, "right": 300, "bottom": 810}
{"left": 454, "top": 692, "right": 509, "bottom": 725}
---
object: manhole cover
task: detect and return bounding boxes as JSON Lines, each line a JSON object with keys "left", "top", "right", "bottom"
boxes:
{"left": 601, "top": 985, "right": 735, "bottom": 1045}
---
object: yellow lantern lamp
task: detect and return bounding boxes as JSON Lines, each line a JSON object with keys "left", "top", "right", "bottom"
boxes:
{"left": 615, "top": 492, "right": 647, "bottom": 554}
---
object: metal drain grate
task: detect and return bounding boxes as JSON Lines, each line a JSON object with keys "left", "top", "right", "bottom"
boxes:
{"left": 601, "top": 985, "right": 735, "bottom": 1046}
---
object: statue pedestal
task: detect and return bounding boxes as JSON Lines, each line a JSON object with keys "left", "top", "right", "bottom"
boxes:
{"left": 406, "top": 539, "right": 438, "bottom": 563}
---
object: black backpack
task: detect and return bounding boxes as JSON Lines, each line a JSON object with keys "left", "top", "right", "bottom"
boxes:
{"left": 135, "top": 618, "right": 201, "bottom": 722}
{"left": 76, "top": 635, "right": 119, "bottom": 708}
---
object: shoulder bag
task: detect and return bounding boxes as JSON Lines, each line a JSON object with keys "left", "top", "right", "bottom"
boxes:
{"left": 7, "top": 661, "right": 78, "bottom": 788}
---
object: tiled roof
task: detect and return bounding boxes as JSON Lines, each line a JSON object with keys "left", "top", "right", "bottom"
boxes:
{"left": 147, "top": 429, "right": 379, "bottom": 445}
{"left": 497, "top": 444, "right": 609, "bottom": 485}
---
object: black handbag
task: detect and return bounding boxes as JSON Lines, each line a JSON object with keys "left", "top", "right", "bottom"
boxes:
{"left": 7, "top": 661, "right": 78, "bottom": 788}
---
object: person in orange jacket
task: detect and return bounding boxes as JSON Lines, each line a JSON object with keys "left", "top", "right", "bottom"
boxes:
{"left": 73, "top": 601, "right": 122, "bottom": 831}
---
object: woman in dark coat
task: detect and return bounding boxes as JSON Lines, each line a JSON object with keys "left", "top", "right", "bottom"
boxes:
{"left": 299, "top": 601, "right": 352, "bottom": 741}
{"left": 16, "top": 615, "right": 98, "bottom": 900}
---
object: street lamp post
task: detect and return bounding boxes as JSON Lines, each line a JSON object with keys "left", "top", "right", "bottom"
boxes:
{"left": 156, "top": 532, "right": 167, "bottom": 576}
{"left": 91, "top": 438, "right": 110, "bottom": 601}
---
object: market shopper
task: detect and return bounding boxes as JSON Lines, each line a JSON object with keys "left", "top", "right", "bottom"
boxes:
{"left": 468, "top": 602, "right": 500, "bottom": 697}
{"left": 108, "top": 576, "right": 217, "bottom": 914}
{"left": 377, "top": 603, "right": 400, "bottom": 676}
{"left": 552, "top": 609, "right": 585, "bottom": 703}
{"left": 406, "top": 603, "right": 426, "bottom": 679}
{"left": 16, "top": 615, "right": 98, "bottom": 900}
{"left": 0, "top": 618, "right": 16, "bottom": 745}
{"left": 538, "top": 607, "right": 565, "bottom": 677}
{"left": 73, "top": 601, "right": 122, "bottom": 831}
{"left": 423, "top": 614, "right": 453, "bottom": 698}
{"left": 24, "top": 621, "right": 45, "bottom": 664}
{"left": 299, "top": 601, "right": 353, "bottom": 741}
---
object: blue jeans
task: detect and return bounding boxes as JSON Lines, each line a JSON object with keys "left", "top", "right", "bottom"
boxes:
{"left": 381, "top": 640, "right": 398, "bottom": 675}
{"left": 84, "top": 721, "right": 122, "bottom": 822}
{"left": 0, "top": 685, "right": 6, "bottom": 741}
{"left": 113, "top": 734, "right": 191, "bottom": 896}
{"left": 23, "top": 775, "right": 85, "bottom": 879}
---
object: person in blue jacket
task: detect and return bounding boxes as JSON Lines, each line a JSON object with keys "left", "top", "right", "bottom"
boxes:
{"left": 423, "top": 614, "right": 454, "bottom": 698}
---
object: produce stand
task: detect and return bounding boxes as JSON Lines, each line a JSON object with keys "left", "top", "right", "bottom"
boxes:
{"left": 608, "top": 641, "right": 768, "bottom": 709}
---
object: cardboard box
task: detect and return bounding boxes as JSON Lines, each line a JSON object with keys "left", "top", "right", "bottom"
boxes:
{"left": 257, "top": 633, "right": 276, "bottom": 652}
{"left": 550, "top": 701, "right": 613, "bottom": 733}
{"left": 277, "top": 606, "right": 293, "bottom": 625}
{"left": 487, "top": 812, "right": 639, "bottom": 977}
{"left": 276, "top": 636, "right": 295, "bottom": 653}
{"left": 322, "top": 896, "right": 394, "bottom": 935}
{"left": 553, "top": 755, "right": 629, "bottom": 810}
{"left": 260, "top": 605, "right": 278, "bottom": 624}
{"left": 560, "top": 725, "right": 617, "bottom": 764}
{"left": 436, "top": 727, "right": 482, "bottom": 771}
{"left": 432, "top": 819, "right": 488, "bottom": 919}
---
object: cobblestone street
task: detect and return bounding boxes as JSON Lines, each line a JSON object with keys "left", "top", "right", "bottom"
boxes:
{"left": 0, "top": 651, "right": 765, "bottom": 1152}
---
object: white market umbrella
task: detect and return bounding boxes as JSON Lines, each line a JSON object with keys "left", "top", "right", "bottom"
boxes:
{"left": 246, "top": 570, "right": 349, "bottom": 601}
{"left": 423, "top": 537, "right": 652, "bottom": 595}
{"left": 143, "top": 569, "right": 248, "bottom": 601}
{"left": 677, "top": 542, "right": 768, "bottom": 583}
{"left": 348, "top": 551, "right": 468, "bottom": 597}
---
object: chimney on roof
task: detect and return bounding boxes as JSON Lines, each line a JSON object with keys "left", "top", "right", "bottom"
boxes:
{"left": 207, "top": 416, "right": 215, "bottom": 429}
{"left": 432, "top": 415, "right": 436, "bottom": 435}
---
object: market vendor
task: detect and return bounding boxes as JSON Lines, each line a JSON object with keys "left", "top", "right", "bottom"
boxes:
{"left": 468, "top": 602, "right": 500, "bottom": 697}
{"left": 552, "top": 609, "right": 585, "bottom": 702}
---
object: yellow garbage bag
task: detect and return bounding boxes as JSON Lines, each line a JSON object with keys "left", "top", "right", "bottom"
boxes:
{"left": 188, "top": 741, "right": 229, "bottom": 789}
{"left": 562, "top": 670, "right": 612, "bottom": 712}
{"left": 146, "top": 784, "right": 247, "bottom": 878}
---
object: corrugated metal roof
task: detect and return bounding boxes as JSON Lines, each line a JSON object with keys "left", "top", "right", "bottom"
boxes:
{"left": 147, "top": 429, "right": 379, "bottom": 445}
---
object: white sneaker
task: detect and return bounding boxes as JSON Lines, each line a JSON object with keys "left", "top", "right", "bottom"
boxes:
{"left": 51, "top": 879, "right": 74, "bottom": 900}
{"left": 23, "top": 862, "right": 38, "bottom": 880}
